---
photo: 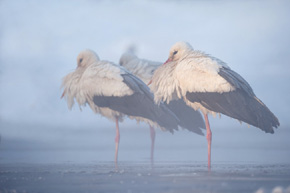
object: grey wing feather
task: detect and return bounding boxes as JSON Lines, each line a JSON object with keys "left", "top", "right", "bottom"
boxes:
{"left": 121, "top": 73, "right": 152, "bottom": 99}
{"left": 219, "top": 67, "right": 254, "bottom": 96}
{"left": 166, "top": 99, "right": 205, "bottom": 135}
{"left": 93, "top": 73, "right": 179, "bottom": 132}
{"left": 186, "top": 67, "right": 280, "bottom": 133}
{"left": 123, "top": 72, "right": 206, "bottom": 135}
{"left": 122, "top": 73, "right": 180, "bottom": 128}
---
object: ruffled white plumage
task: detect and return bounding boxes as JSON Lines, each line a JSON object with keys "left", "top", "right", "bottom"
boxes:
{"left": 79, "top": 62, "right": 133, "bottom": 99}
{"left": 150, "top": 62, "right": 181, "bottom": 104}
{"left": 150, "top": 43, "right": 235, "bottom": 115}
{"left": 61, "top": 59, "right": 128, "bottom": 121}
{"left": 175, "top": 51, "right": 234, "bottom": 94}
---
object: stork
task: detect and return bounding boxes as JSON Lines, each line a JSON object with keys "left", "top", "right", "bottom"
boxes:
{"left": 149, "top": 41, "right": 280, "bottom": 171}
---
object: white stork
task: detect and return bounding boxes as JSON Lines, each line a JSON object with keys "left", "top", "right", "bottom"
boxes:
{"left": 149, "top": 41, "right": 280, "bottom": 171}
{"left": 119, "top": 52, "right": 206, "bottom": 163}
{"left": 61, "top": 49, "right": 179, "bottom": 169}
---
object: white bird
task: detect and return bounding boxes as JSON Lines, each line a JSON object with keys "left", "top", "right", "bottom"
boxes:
{"left": 149, "top": 41, "right": 280, "bottom": 171}
{"left": 119, "top": 52, "right": 206, "bottom": 163}
{"left": 61, "top": 49, "right": 179, "bottom": 169}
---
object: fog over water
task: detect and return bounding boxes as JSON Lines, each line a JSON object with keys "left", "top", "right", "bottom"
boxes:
{"left": 0, "top": 0, "right": 289, "bottom": 164}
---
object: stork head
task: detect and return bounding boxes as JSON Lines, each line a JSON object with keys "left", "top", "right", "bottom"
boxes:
{"left": 119, "top": 52, "right": 137, "bottom": 66}
{"left": 77, "top": 49, "right": 100, "bottom": 68}
{"left": 164, "top": 41, "right": 193, "bottom": 64}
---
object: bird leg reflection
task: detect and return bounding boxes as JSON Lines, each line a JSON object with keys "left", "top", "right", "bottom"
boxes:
{"left": 150, "top": 126, "right": 156, "bottom": 166}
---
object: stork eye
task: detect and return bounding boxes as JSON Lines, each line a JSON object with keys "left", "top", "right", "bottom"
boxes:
{"left": 79, "top": 58, "right": 83, "bottom": 63}
{"left": 173, "top": 50, "right": 178, "bottom": 55}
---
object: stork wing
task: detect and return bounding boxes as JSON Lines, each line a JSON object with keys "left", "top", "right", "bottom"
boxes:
{"left": 186, "top": 67, "right": 280, "bottom": 133}
{"left": 93, "top": 71, "right": 179, "bottom": 132}
{"left": 218, "top": 67, "right": 254, "bottom": 96}
{"left": 166, "top": 99, "right": 205, "bottom": 135}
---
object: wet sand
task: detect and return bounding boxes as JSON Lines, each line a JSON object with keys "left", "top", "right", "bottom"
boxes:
{"left": 1, "top": 162, "right": 290, "bottom": 193}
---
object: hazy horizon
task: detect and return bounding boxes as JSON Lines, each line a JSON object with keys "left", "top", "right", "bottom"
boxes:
{"left": 0, "top": 0, "right": 289, "bottom": 164}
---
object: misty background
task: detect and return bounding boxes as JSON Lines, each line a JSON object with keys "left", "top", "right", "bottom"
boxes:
{"left": 0, "top": 0, "right": 289, "bottom": 164}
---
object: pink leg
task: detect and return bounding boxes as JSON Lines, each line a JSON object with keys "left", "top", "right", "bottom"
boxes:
{"left": 204, "top": 113, "right": 212, "bottom": 172}
{"left": 150, "top": 126, "right": 156, "bottom": 166}
{"left": 115, "top": 117, "right": 120, "bottom": 170}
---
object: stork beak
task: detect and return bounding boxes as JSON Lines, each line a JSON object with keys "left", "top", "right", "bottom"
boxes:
{"left": 163, "top": 58, "right": 172, "bottom": 65}
{"left": 61, "top": 91, "right": 66, "bottom": 99}
{"left": 147, "top": 80, "right": 152, "bottom": 86}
